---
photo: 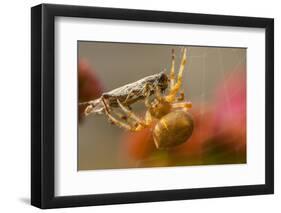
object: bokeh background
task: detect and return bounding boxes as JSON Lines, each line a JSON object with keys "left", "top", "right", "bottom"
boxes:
{"left": 78, "top": 41, "right": 246, "bottom": 170}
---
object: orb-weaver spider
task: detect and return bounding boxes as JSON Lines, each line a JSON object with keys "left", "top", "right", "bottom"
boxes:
{"left": 102, "top": 48, "right": 194, "bottom": 149}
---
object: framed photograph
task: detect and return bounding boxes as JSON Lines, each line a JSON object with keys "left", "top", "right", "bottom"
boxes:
{"left": 31, "top": 3, "right": 274, "bottom": 209}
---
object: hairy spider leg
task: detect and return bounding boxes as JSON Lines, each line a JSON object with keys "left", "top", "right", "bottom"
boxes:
{"left": 177, "top": 90, "right": 185, "bottom": 101}
{"left": 165, "top": 48, "right": 187, "bottom": 103}
{"left": 101, "top": 97, "right": 135, "bottom": 131}
{"left": 169, "top": 49, "right": 176, "bottom": 88}
{"left": 143, "top": 86, "right": 154, "bottom": 125}
{"left": 113, "top": 109, "right": 143, "bottom": 129}
{"left": 116, "top": 99, "right": 147, "bottom": 128}
{"left": 172, "top": 101, "right": 192, "bottom": 111}
{"left": 107, "top": 106, "right": 138, "bottom": 127}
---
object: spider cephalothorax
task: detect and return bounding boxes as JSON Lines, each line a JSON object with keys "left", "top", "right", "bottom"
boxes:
{"left": 101, "top": 48, "right": 194, "bottom": 149}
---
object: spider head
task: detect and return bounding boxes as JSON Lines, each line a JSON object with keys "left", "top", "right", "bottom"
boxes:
{"left": 149, "top": 98, "right": 171, "bottom": 119}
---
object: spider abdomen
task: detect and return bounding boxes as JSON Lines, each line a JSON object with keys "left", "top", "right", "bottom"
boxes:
{"left": 153, "top": 110, "right": 194, "bottom": 149}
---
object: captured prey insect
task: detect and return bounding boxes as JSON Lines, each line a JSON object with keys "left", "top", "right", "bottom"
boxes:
{"left": 80, "top": 71, "right": 169, "bottom": 115}
{"left": 82, "top": 48, "right": 194, "bottom": 149}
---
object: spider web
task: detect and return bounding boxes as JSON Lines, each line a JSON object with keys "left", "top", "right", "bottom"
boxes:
{"left": 135, "top": 47, "right": 247, "bottom": 167}
{"left": 190, "top": 47, "right": 246, "bottom": 156}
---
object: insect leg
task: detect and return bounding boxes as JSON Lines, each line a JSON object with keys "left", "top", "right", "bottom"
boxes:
{"left": 165, "top": 48, "right": 187, "bottom": 103}
{"left": 84, "top": 104, "right": 94, "bottom": 116}
{"left": 123, "top": 90, "right": 135, "bottom": 104}
{"left": 79, "top": 100, "right": 97, "bottom": 116}
{"left": 143, "top": 83, "right": 153, "bottom": 108}
{"left": 155, "top": 85, "right": 165, "bottom": 102}
{"left": 80, "top": 97, "right": 106, "bottom": 116}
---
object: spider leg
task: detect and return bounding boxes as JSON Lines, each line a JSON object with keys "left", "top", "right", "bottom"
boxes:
{"left": 165, "top": 48, "right": 187, "bottom": 103}
{"left": 169, "top": 49, "right": 176, "bottom": 89}
{"left": 101, "top": 98, "right": 135, "bottom": 131}
{"left": 114, "top": 110, "right": 143, "bottom": 131}
{"left": 176, "top": 90, "right": 185, "bottom": 101}
{"left": 171, "top": 101, "right": 192, "bottom": 111}
{"left": 144, "top": 110, "right": 153, "bottom": 126}
{"left": 114, "top": 110, "right": 129, "bottom": 121}
{"left": 117, "top": 99, "right": 147, "bottom": 127}
{"left": 143, "top": 86, "right": 155, "bottom": 125}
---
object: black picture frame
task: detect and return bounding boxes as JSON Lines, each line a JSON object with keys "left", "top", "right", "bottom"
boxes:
{"left": 31, "top": 3, "right": 274, "bottom": 209}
